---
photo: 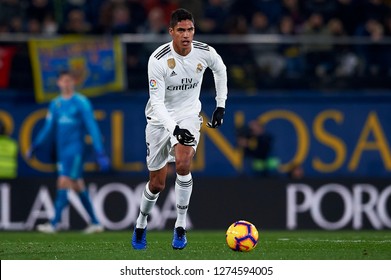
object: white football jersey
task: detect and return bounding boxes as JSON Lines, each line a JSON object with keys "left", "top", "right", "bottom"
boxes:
{"left": 145, "top": 40, "right": 228, "bottom": 134}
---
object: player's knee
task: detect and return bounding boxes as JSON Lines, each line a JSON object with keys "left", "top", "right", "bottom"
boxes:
{"left": 57, "top": 177, "right": 72, "bottom": 189}
{"left": 175, "top": 159, "right": 191, "bottom": 175}
{"left": 148, "top": 180, "right": 165, "bottom": 194}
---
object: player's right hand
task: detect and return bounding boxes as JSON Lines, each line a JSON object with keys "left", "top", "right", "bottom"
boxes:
{"left": 173, "top": 125, "right": 195, "bottom": 146}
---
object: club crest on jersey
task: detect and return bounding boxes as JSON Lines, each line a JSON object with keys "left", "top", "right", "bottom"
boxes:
{"left": 167, "top": 58, "right": 176, "bottom": 69}
{"left": 196, "top": 63, "right": 203, "bottom": 73}
{"left": 149, "top": 79, "right": 157, "bottom": 90}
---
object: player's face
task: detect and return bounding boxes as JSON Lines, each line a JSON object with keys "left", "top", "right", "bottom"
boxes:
{"left": 57, "top": 74, "right": 75, "bottom": 94}
{"left": 169, "top": 19, "right": 195, "bottom": 56}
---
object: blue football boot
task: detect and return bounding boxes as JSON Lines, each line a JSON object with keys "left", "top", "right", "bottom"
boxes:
{"left": 131, "top": 227, "right": 147, "bottom": 250}
{"left": 172, "top": 227, "right": 187, "bottom": 250}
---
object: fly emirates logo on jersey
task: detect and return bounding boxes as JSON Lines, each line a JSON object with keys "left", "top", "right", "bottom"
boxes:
{"left": 167, "top": 78, "right": 199, "bottom": 91}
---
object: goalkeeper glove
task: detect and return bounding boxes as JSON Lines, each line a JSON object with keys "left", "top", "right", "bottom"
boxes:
{"left": 206, "top": 107, "right": 225, "bottom": 128}
{"left": 96, "top": 152, "right": 110, "bottom": 171}
{"left": 173, "top": 125, "right": 195, "bottom": 146}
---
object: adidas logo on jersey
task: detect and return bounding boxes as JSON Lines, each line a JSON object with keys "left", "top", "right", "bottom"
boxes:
{"left": 170, "top": 71, "right": 177, "bottom": 77}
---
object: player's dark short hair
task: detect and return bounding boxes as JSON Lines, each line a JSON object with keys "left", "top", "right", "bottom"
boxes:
{"left": 170, "top": 8, "right": 194, "bottom": 28}
{"left": 57, "top": 69, "right": 74, "bottom": 78}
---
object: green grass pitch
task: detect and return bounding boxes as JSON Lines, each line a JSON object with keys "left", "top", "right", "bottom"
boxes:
{"left": 1, "top": 230, "right": 390, "bottom": 260}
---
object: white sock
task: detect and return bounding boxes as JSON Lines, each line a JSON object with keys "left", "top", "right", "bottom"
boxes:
{"left": 175, "top": 173, "right": 193, "bottom": 229}
{"left": 136, "top": 182, "right": 159, "bottom": 229}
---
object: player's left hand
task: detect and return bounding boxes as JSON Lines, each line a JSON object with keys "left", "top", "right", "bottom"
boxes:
{"left": 96, "top": 152, "right": 110, "bottom": 171}
{"left": 206, "top": 107, "right": 225, "bottom": 128}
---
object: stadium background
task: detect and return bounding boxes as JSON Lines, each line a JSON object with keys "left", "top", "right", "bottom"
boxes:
{"left": 0, "top": 0, "right": 390, "bottom": 231}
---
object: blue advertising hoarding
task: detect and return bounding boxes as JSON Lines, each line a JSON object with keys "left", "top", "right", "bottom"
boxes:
{"left": 0, "top": 92, "right": 390, "bottom": 177}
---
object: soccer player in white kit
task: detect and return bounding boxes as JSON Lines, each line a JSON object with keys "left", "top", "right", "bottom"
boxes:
{"left": 131, "top": 8, "right": 228, "bottom": 250}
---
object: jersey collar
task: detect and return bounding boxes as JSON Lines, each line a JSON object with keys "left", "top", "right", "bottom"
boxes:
{"left": 170, "top": 41, "right": 193, "bottom": 59}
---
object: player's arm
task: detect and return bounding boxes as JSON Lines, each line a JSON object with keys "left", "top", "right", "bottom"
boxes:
{"left": 27, "top": 101, "right": 56, "bottom": 158}
{"left": 207, "top": 46, "right": 228, "bottom": 128}
{"left": 79, "top": 98, "right": 110, "bottom": 170}
{"left": 148, "top": 57, "right": 177, "bottom": 134}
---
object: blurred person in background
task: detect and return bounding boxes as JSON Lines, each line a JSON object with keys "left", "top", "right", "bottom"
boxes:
{"left": 355, "top": 18, "right": 389, "bottom": 77}
{"left": 26, "top": 17, "right": 42, "bottom": 34}
{"left": 109, "top": 3, "right": 136, "bottom": 34}
{"left": 237, "top": 120, "right": 279, "bottom": 178}
{"left": 248, "top": 11, "right": 277, "bottom": 34}
{"left": 222, "top": 14, "right": 257, "bottom": 91}
{"left": 131, "top": 8, "right": 228, "bottom": 250}
{"left": 249, "top": 11, "right": 284, "bottom": 80}
{"left": 277, "top": 15, "right": 305, "bottom": 78}
{"left": 0, "top": 120, "right": 18, "bottom": 179}
{"left": 96, "top": 0, "right": 146, "bottom": 34}
{"left": 327, "top": 17, "right": 360, "bottom": 78}
{"left": 26, "top": 70, "right": 110, "bottom": 234}
{"left": 198, "top": 0, "right": 228, "bottom": 34}
{"left": 142, "top": 0, "right": 179, "bottom": 26}
{"left": 8, "top": 15, "right": 24, "bottom": 32}
{"left": 302, "top": 12, "right": 334, "bottom": 77}
{"left": 41, "top": 13, "right": 58, "bottom": 35}
{"left": 253, "top": 0, "right": 282, "bottom": 27}
{"left": 58, "top": 8, "right": 92, "bottom": 34}
{"left": 281, "top": 0, "right": 306, "bottom": 32}
{"left": 139, "top": 6, "right": 167, "bottom": 34}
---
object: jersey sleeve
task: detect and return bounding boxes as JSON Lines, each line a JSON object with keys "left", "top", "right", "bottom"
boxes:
{"left": 32, "top": 101, "right": 56, "bottom": 150}
{"left": 78, "top": 97, "right": 105, "bottom": 155}
{"left": 148, "top": 56, "right": 177, "bottom": 134}
{"left": 208, "top": 46, "right": 228, "bottom": 108}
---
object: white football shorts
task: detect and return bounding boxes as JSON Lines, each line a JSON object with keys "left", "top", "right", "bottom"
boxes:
{"left": 145, "top": 115, "right": 203, "bottom": 171}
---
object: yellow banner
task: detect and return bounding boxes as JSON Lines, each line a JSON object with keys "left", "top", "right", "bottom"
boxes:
{"left": 29, "top": 35, "right": 125, "bottom": 103}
